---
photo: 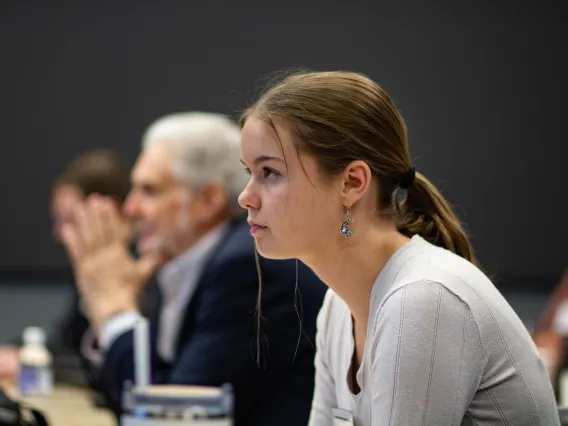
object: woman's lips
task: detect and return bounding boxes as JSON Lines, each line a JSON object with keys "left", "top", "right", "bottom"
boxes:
{"left": 250, "top": 224, "right": 267, "bottom": 234}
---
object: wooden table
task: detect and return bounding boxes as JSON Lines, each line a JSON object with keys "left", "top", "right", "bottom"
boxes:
{"left": 14, "top": 385, "right": 115, "bottom": 426}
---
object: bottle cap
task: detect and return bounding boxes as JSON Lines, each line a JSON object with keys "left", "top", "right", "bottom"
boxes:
{"left": 22, "top": 327, "right": 46, "bottom": 345}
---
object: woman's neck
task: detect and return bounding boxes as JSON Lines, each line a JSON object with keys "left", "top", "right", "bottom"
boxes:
{"left": 303, "top": 222, "right": 410, "bottom": 327}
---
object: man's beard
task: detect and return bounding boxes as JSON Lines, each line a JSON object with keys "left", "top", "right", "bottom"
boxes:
{"left": 133, "top": 203, "right": 190, "bottom": 257}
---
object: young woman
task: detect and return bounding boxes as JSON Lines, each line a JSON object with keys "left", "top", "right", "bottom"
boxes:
{"left": 238, "top": 71, "right": 559, "bottom": 425}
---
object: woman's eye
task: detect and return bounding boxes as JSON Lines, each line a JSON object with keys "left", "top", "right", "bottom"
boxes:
{"left": 263, "top": 167, "right": 279, "bottom": 179}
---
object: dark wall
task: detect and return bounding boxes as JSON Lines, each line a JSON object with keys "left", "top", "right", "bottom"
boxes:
{"left": 0, "top": 1, "right": 565, "bottom": 290}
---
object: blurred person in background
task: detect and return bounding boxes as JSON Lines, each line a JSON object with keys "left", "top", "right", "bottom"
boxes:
{"left": 61, "top": 112, "right": 327, "bottom": 426}
{"left": 0, "top": 150, "right": 133, "bottom": 388}
{"left": 50, "top": 149, "right": 133, "bottom": 355}
{"left": 532, "top": 268, "right": 568, "bottom": 398}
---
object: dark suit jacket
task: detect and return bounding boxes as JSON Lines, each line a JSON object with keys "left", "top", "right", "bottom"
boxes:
{"left": 100, "top": 219, "right": 327, "bottom": 426}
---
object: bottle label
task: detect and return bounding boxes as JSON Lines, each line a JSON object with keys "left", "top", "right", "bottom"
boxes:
{"left": 18, "top": 364, "right": 53, "bottom": 396}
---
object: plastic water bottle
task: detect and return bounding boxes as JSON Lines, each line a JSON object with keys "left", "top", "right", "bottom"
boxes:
{"left": 18, "top": 327, "right": 53, "bottom": 396}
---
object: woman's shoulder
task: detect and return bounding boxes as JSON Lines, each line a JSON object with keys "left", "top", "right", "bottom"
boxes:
{"left": 384, "top": 238, "right": 497, "bottom": 309}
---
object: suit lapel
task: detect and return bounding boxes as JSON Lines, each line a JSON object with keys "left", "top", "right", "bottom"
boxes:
{"left": 173, "top": 220, "right": 240, "bottom": 358}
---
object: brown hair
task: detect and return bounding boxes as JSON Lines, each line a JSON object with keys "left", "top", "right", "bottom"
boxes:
{"left": 242, "top": 71, "right": 478, "bottom": 265}
{"left": 53, "top": 149, "right": 130, "bottom": 204}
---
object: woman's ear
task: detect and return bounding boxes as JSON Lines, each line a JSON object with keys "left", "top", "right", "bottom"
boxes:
{"left": 339, "top": 160, "right": 372, "bottom": 207}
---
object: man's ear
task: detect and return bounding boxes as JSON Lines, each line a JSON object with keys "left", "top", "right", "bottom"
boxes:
{"left": 195, "top": 183, "right": 228, "bottom": 220}
{"left": 339, "top": 160, "right": 372, "bottom": 207}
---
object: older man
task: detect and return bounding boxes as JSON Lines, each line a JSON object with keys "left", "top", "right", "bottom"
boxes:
{"left": 62, "top": 112, "right": 326, "bottom": 426}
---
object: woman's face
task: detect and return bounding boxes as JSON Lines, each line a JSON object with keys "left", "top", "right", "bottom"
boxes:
{"left": 238, "top": 116, "right": 344, "bottom": 261}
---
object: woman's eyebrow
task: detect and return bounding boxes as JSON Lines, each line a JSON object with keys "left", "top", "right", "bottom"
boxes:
{"left": 240, "top": 156, "right": 284, "bottom": 166}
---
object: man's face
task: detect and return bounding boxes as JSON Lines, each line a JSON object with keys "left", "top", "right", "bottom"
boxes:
{"left": 123, "top": 144, "right": 197, "bottom": 258}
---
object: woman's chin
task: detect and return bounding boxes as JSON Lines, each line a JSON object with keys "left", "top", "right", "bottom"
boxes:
{"left": 254, "top": 238, "right": 295, "bottom": 260}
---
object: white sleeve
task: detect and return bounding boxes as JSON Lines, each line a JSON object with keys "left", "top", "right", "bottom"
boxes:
{"left": 99, "top": 311, "right": 143, "bottom": 350}
{"left": 308, "top": 290, "right": 337, "bottom": 426}
{"left": 369, "top": 281, "right": 484, "bottom": 425}
{"left": 80, "top": 311, "right": 144, "bottom": 365}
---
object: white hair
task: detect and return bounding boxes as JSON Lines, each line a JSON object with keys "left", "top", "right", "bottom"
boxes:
{"left": 142, "top": 112, "right": 247, "bottom": 218}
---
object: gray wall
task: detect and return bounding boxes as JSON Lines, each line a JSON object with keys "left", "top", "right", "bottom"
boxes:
{"left": 0, "top": 1, "right": 565, "bottom": 292}
{"left": 0, "top": 282, "right": 74, "bottom": 342}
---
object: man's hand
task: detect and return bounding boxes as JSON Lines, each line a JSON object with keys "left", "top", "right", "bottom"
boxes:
{"left": 60, "top": 195, "right": 162, "bottom": 330}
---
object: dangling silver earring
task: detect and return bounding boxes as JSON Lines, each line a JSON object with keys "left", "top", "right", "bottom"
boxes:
{"left": 340, "top": 206, "right": 357, "bottom": 237}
